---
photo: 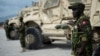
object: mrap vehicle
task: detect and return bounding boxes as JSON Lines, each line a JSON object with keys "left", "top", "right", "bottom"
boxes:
{"left": 4, "top": 16, "right": 20, "bottom": 40}
{"left": 20, "top": 0, "right": 100, "bottom": 49}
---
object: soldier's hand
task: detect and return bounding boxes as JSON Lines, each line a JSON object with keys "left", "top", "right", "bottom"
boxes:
{"left": 76, "top": 48, "right": 82, "bottom": 55}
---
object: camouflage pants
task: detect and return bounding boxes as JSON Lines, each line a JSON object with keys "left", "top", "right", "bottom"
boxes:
{"left": 19, "top": 23, "right": 26, "bottom": 48}
{"left": 19, "top": 32, "right": 25, "bottom": 48}
{"left": 93, "top": 44, "right": 100, "bottom": 56}
{"left": 71, "top": 42, "right": 93, "bottom": 56}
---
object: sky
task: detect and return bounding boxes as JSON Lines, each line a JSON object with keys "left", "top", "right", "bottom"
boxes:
{"left": 0, "top": 0, "right": 38, "bottom": 22}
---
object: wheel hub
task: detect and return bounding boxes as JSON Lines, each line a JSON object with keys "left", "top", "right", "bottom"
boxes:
{"left": 25, "top": 34, "right": 35, "bottom": 44}
{"left": 10, "top": 31, "right": 16, "bottom": 37}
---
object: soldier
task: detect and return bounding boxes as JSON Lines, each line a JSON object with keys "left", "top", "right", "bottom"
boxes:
{"left": 18, "top": 16, "right": 26, "bottom": 52}
{"left": 68, "top": 2, "right": 93, "bottom": 56}
{"left": 93, "top": 44, "right": 100, "bottom": 56}
{"left": 4, "top": 20, "right": 10, "bottom": 39}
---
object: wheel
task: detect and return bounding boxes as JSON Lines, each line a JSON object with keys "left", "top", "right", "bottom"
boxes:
{"left": 7, "top": 26, "right": 19, "bottom": 40}
{"left": 25, "top": 27, "right": 42, "bottom": 49}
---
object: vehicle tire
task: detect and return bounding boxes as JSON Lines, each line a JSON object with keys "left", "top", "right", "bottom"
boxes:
{"left": 7, "top": 26, "right": 19, "bottom": 40}
{"left": 25, "top": 27, "right": 42, "bottom": 49}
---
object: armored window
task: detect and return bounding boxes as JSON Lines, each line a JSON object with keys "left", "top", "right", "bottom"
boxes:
{"left": 44, "top": 0, "right": 60, "bottom": 9}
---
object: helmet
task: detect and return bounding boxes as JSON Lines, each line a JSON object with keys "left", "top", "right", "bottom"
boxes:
{"left": 68, "top": 2, "right": 85, "bottom": 10}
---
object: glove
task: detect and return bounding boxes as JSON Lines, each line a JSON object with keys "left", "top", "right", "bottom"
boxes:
{"left": 55, "top": 25, "right": 61, "bottom": 29}
{"left": 61, "top": 24, "right": 68, "bottom": 29}
{"left": 55, "top": 24, "right": 68, "bottom": 29}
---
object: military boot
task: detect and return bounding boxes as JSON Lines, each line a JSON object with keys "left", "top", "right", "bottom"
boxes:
{"left": 71, "top": 51, "right": 75, "bottom": 56}
{"left": 21, "top": 48, "right": 26, "bottom": 53}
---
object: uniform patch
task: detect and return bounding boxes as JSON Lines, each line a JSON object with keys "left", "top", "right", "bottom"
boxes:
{"left": 81, "top": 20, "right": 87, "bottom": 25}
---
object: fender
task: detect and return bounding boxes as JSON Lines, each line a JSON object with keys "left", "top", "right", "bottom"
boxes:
{"left": 25, "top": 21, "right": 42, "bottom": 33}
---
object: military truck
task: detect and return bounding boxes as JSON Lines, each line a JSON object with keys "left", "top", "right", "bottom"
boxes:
{"left": 21, "top": 0, "right": 95, "bottom": 49}
{"left": 4, "top": 16, "right": 20, "bottom": 40}
{"left": 89, "top": 0, "right": 100, "bottom": 50}
{"left": 3, "top": 5, "right": 33, "bottom": 40}
{"left": 90, "top": 0, "right": 100, "bottom": 42}
{"left": 4, "top": 2, "right": 38, "bottom": 40}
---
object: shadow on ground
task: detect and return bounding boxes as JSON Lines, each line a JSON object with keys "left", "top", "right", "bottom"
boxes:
{"left": 41, "top": 41, "right": 71, "bottom": 50}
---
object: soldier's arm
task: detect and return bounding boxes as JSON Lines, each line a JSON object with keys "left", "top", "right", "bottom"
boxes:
{"left": 78, "top": 18, "right": 92, "bottom": 54}
{"left": 80, "top": 19, "right": 92, "bottom": 42}
{"left": 18, "top": 17, "right": 24, "bottom": 32}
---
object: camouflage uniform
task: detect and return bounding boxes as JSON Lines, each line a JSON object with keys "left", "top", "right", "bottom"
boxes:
{"left": 69, "top": 3, "right": 93, "bottom": 56}
{"left": 4, "top": 20, "right": 10, "bottom": 39}
{"left": 71, "top": 15, "right": 93, "bottom": 56}
{"left": 93, "top": 44, "right": 100, "bottom": 56}
{"left": 18, "top": 17, "right": 25, "bottom": 48}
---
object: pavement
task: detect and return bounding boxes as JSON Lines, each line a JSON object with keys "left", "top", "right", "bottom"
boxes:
{"left": 0, "top": 28, "right": 71, "bottom": 56}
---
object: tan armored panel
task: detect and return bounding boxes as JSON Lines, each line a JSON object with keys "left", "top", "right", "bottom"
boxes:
{"left": 8, "top": 16, "right": 20, "bottom": 27}
{"left": 23, "top": 10, "right": 41, "bottom": 25}
{"left": 19, "top": 6, "right": 39, "bottom": 18}
{"left": 19, "top": 7, "right": 33, "bottom": 17}
{"left": 22, "top": 0, "right": 99, "bottom": 41}
{"left": 39, "top": 0, "right": 73, "bottom": 24}
{"left": 22, "top": 5, "right": 41, "bottom": 25}
{"left": 90, "top": 0, "right": 100, "bottom": 26}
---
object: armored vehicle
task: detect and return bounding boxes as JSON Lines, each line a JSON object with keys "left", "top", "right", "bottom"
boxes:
{"left": 4, "top": 3, "right": 37, "bottom": 40}
{"left": 4, "top": 16, "right": 20, "bottom": 40}
{"left": 89, "top": 0, "right": 100, "bottom": 50}
{"left": 21, "top": 0, "right": 95, "bottom": 49}
{"left": 90, "top": 0, "right": 100, "bottom": 42}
